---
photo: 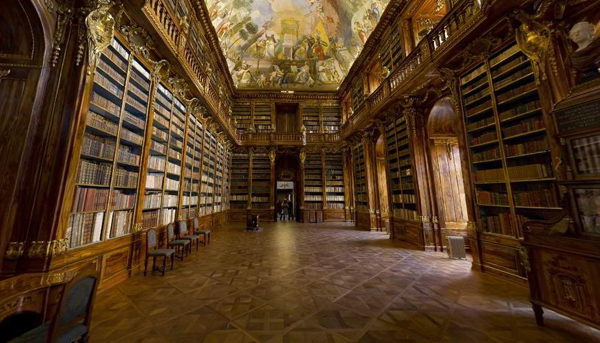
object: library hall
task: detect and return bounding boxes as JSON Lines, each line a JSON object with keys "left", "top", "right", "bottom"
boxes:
{"left": 2, "top": 0, "right": 600, "bottom": 342}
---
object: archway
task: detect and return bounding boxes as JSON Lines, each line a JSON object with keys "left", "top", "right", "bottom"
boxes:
{"left": 375, "top": 134, "right": 391, "bottom": 232}
{"left": 274, "top": 153, "right": 300, "bottom": 222}
{"left": 426, "top": 98, "right": 468, "bottom": 242}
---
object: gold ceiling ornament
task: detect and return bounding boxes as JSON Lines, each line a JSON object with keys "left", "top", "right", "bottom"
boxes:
{"left": 512, "top": 10, "right": 552, "bottom": 84}
{"left": 84, "top": 0, "right": 120, "bottom": 74}
{"left": 4, "top": 242, "right": 25, "bottom": 260}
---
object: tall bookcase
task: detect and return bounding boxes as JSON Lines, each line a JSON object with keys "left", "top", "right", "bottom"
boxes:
{"left": 223, "top": 149, "right": 231, "bottom": 211}
{"left": 385, "top": 114, "right": 418, "bottom": 221}
{"left": 325, "top": 154, "right": 345, "bottom": 216}
{"left": 67, "top": 38, "right": 149, "bottom": 248}
{"left": 304, "top": 153, "right": 324, "bottom": 210}
{"left": 303, "top": 104, "right": 320, "bottom": 133}
{"left": 322, "top": 103, "right": 341, "bottom": 133}
{"left": 251, "top": 152, "right": 271, "bottom": 209}
{"left": 200, "top": 131, "right": 217, "bottom": 216}
{"left": 253, "top": 102, "right": 272, "bottom": 133}
{"left": 460, "top": 40, "right": 560, "bottom": 279}
{"left": 233, "top": 102, "right": 251, "bottom": 133}
{"left": 181, "top": 115, "right": 202, "bottom": 219}
{"left": 379, "top": 19, "right": 403, "bottom": 72}
{"left": 214, "top": 142, "right": 225, "bottom": 212}
{"left": 230, "top": 152, "right": 249, "bottom": 210}
{"left": 354, "top": 145, "right": 368, "bottom": 213}
{"left": 461, "top": 41, "right": 559, "bottom": 237}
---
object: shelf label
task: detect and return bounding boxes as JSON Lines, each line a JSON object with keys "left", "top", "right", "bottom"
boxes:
{"left": 277, "top": 181, "right": 294, "bottom": 189}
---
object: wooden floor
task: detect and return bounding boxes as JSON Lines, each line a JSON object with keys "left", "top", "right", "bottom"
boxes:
{"left": 90, "top": 221, "right": 600, "bottom": 342}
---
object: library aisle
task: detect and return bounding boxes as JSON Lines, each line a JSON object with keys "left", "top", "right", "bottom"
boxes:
{"left": 89, "top": 222, "right": 599, "bottom": 343}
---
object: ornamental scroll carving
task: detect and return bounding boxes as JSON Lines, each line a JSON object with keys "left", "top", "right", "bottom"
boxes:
{"left": 85, "top": 0, "right": 120, "bottom": 74}
{"left": 512, "top": 10, "right": 553, "bottom": 84}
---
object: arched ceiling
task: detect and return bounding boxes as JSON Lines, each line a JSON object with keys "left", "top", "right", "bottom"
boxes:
{"left": 206, "top": 0, "right": 391, "bottom": 92}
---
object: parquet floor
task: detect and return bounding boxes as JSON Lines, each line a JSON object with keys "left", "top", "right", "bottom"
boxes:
{"left": 90, "top": 221, "right": 600, "bottom": 342}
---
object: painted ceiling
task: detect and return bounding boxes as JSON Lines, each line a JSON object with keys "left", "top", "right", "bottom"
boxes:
{"left": 206, "top": 0, "right": 391, "bottom": 92}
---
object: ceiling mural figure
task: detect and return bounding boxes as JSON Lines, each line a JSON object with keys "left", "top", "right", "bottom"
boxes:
{"left": 206, "top": 0, "right": 390, "bottom": 92}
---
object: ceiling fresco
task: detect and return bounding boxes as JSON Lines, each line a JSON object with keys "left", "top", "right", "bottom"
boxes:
{"left": 206, "top": 0, "right": 390, "bottom": 92}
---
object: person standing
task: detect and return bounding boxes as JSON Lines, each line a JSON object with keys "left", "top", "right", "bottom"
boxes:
{"left": 282, "top": 200, "right": 289, "bottom": 221}
{"left": 288, "top": 200, "right": 294, "bottom": 221}
{"left": 275, "top": 199, "right": 282, "bottom": 221}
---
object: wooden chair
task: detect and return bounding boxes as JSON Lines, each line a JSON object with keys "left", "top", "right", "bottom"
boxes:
{"left": 144, "top": 228, "right": 175, "bottom": 276}
{"left": 178, "top": 220, "right": 200, "bottom": 251}
{"left": 7, "top": 264, "right": 100, "bottom": 343}
{"left": 193, "top": 217, "right": 211, "bottom": 245}
{"left": 167, "top": 223, "right": 190, "bottom": 260}
{"left": 49, "top": 264, "right": 100, "bottom": 343}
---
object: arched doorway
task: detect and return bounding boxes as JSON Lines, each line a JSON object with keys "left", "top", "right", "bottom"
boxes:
{"left": 274, "top": 153, "right": 300, "bottom": 221}
{"left": 426, "top": 98, "right": 468, "bottom": 242}
{"left": 375, "top": 134, "right": 391, "bottom": 232}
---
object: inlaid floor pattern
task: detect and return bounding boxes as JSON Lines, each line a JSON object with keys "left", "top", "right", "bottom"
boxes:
{"left": 91, "top": 222, "right": 600, "bottom": 342}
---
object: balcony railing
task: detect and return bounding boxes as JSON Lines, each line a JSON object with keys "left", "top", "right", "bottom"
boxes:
{"left": 342, "top": 0, "right": 486, "bottom": 136}
{"left": 239, "top": 132, "right": 339, "bottom": 144}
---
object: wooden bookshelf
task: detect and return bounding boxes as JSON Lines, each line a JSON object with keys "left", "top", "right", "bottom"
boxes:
{"left": 324, "top": 153, "right": 345, "bottom": 221}
{"left": 303, "top": 104, "right": 320, "bottom": 133}
{"left": 67, "top": 38, "right": 147, "bottom": 248}
{"left": 461, "top": 41, "right": 559, "bottom": 241}
{"left": 352, "top": 83, "right": 365, "bottom": 113}
{"left": 251, "top": 152, "right": 271, "bottom": 209}
{"left": 354, "top": 144, "right": 368, "bottom": 214}
{"left": 253, "top": 102, "right": 272, "bottom": 133}
{"left": 304, "top": 152, "right": 324, "bottom": 223}
{"left": 214, "top": 142, "right": 225, "bottom": 212}
{"left": 385, "top": 114, "right": 418, "bottom": 222}
{"left": 379, "top": 19, "right": 403, "bottom": 72}
{"left": 181, "top": 115, "right": 202, "bottom": 219}
{"left": 230, "top": 152, "right": 249, "bottom": 210}
{"left": 322, "top": 103, "right": 341, "bottom": 133}
{"left": 223, "top": 149, "right": 231, "bottom": 211}
{"left": 233, "top": 102, "right": 251, "bottom": 133}
{"left": 200, "top": 130, "right": 217, "bottom": 216}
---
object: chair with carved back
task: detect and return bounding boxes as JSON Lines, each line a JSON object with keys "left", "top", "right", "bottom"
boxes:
{"left": 193, "top": 217, "right": 211, "bottom": 245}
{"left": 48, "top": 264, "right": 100, "bottom": 343}
{"left": 144, "top": 228, "right": 175, "bottom": 276}
{"left": 4, "top": 264, "right": 100, "bottom": 343}
{"left": 178, "top": 220, "right": 199, "bottom": 251}
{"left": 167, "top": 223, "right": 190, "bottom": 260}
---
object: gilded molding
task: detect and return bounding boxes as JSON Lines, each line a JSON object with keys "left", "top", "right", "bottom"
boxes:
{"left": 4, "top": 242, "right": 25, "bottom": 260}
{"left": 518, "top": 246, "right": 531, "bottom": 273}
{"left": 511, "top": 10, "right": 552, "bottom": 84}
{"left": 51, "top": 0, "right": 75, "bottom": 67}
{"left": 132, "top": 222, "right": 142, "bottom": 233}
{"left": 84, "top": 0, "right": 120, "bottom": 74}
{"left": 151, "top": 59, "right": 170, "bottom": 83}
{"left": 27, "top": 239, "right": 69, "bottom": 259}
{"left": 0, "top": 69, "right": 10, "bottom": 80}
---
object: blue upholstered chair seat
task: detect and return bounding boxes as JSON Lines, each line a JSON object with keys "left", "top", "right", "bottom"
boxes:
{"left": 194, "top": 230, "right": 210, "bottom": 235}
{"left": 182, "top": 235, "right": 199, "bottom": 241}
{"left": 148, "top": 249, "right": 175, "bottom": 256}
{"left": 56, "top": 323, "right": 87, "bottom": 343}
{"left": 168, "top": 239, "right": 189, "bottom": 247}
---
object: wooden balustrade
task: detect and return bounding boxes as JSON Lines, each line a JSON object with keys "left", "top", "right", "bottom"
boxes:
{"left": 429, "top": 0, "right": 483, "bottom": 54}
{"left": 146, "top": 0, "right": 180, "bottom": 50}
{"left": 238, "top": 132, "right": 338, "bottom": 145}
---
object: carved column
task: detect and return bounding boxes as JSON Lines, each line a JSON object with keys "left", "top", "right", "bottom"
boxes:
{"left": 362, "top": 132, "right": 379, "bottom": 231}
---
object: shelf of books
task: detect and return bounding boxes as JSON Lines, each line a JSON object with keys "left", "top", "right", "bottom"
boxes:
{"left": 386, "top": 114, "right": 418, "bottom": 222}
{"left": 67, "top": 37, "right": 148, "bottom": 249}
{"left": 142, "top": 83, "right": 172, "bottom": 229}
{"left": 200, "top": 131, "right": 217, "bottom": 216}
{"left": 379, "top": 19, "right": 403, "bottom": 72}
{"left": 251, "top": 152, "right": 271, "bottom": 209}
{"left": 253, "top": 102, "right": 272, "bottom": 133}
{"left": 354, "top": 145, "right": 368, "bottom": 213}
{"left": 233, "top": 102, "right": 251, "bottom": 133}
{"left": 303, "top": 104, "right": 320, "bottom": 133}
{"left": 352, "top": 84, "right": 365, "bottom": 113}
{"left": 322, "top": 103, "right": 341, "bottom": 133}
{"left": 223, "top": 149, "right": 231, "bottom": 211}
{"left": 324, "top": 153, "right": 345, "bottom": 221}
{"left": 460, "top": 40, "right": 559, "bottom": 240}
{"left": 230, "top": 152, "right": 249, "bottom": 210}
{"left": 182, "top": 115, "right": 202, "bottom": 219}
{"left": 214, "top": 142, "right": 225, "bottom": 212}
{"left": 304, "top": 153, "right": 324, "bottom": 211}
